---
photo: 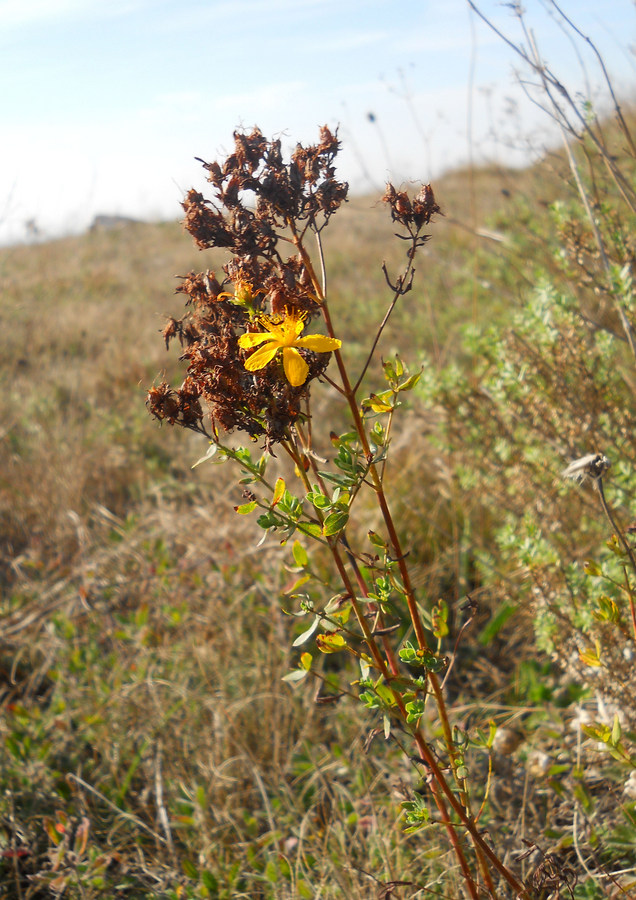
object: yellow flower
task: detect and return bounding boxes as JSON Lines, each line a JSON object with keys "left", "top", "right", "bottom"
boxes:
{"left": 218, "top": 279, "right": 261, "bottom": 315}
{"left": 238, "top": 310, "right": 341, "bottom": 387}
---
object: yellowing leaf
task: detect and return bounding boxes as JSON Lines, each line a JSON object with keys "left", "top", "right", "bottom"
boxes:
{"left": 74, "top": 818, "right": 90, "bottom": 856}
{"left": 44, "top": 817, "right": 62, "bottom": 845}
{"left": 283, "top": 573, "right": 311, "bottom": 595}
{"left": 272, "top": 477, "right": 286, "bottom": 507}
{"left": 316, "top": 633, "right": 347, "bottom": 654}
{"left": 366, "top": 392, "right": 393, "bottom": 413}
{"left": 397, "top": 372, "right": 421, "bottom": 392}
{"left": 579, "top": 646, "right": 602, "bottom": 667}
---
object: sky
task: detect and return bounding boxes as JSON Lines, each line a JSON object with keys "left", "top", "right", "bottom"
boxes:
{"left": 1, "top": 0, "right": 634, "bottom": 244}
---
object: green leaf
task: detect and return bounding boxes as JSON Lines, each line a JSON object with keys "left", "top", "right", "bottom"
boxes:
{"left": 573, "top": 782, "right": 594, "bottom": 813}
{"left": 581, "top": 724, "right": 602, "bottom": 742}
{"left": 292, "top": 540, "right": 308, "bottom": 567}
{"left": 235, "top": 501, "right": 257, "bottom": 515}
{"left": 368, "top": 530, "right": 387, "bottom": 549}
{"left": 201, "top": 871, "right": 218, "bottom": 891}
{"left": 383, "top": 359, "right": 397, "bottom": 380}
{"left": 284, "top": 573, "right": 311, "bottom": 595}
{"left": 606, "top": 534, "right": 624, "bottom": 556}
{"left": 181, "top": 858, "right": 199, "bottom": 879}
{"left": 307, "top": 490, "right": 331, "bottom": 509}
{"left": 405, "top": 698, "right": 426, "bottom": 724}
{"left": 257, "top": 511, "right": 278, "bottom": 529}
{"left": 265, "top": 859, "right": 279, "bottom": 882}
{"left": 584, "top": 559, "right": 602, "bottom": 576}
{"left": 478, "top": 603, "right": 516, "bottom": 646}
{"left": 318, "top": 471, "right": 357, "bottom": 488}
{"left": 398, "top": 372, "right": 421, "bottom": 391}
{"left": 323, "top": 510, "right": 349, "bottom": 537}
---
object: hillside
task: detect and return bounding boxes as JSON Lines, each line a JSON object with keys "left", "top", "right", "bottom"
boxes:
{"left": 1, "top": 117, "right": 635, "bottom": 899}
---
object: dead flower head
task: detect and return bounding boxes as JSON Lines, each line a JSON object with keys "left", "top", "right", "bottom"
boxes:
{"left": 562, "top": 453, "right": 611, "bottom": 483}
{"left": 147, "top": 126, "right": 347, "bottom": 448}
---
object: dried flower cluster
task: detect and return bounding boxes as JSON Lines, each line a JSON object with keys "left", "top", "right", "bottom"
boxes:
{"left": 147, "top": 127, "right": 348, "bottom": 447}
{"left": 383, "top": 183, "right": 441, "bottom": 246}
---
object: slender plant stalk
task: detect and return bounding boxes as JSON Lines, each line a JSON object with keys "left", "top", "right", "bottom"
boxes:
{"left": 288, "top": 219, "right": 530, "bottom": 899}
{"left": 595, "top": 475, "right": 636, "bottom": 577}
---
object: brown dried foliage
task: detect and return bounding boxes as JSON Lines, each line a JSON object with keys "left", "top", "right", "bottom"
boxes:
{"left": 147, "top": 127, "right": 349, "bottom": 448}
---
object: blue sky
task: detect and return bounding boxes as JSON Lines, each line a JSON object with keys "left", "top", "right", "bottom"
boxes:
{"left": 1, "top": 0, "right": 634, "bottom": 243}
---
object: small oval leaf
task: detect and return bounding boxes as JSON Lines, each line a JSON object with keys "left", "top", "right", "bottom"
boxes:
{"left": 323, "top": 510, "right": 349, "bottom": 537}
{"left": 192, "top": 443, "right": 218, "bottom": 469}
{"left": 292, "top": 617, "right": 320, "bottom": 647}
{"left": 272, "top": 477, "right": 286, "bottom": 507}
{"left": 316, "top": 633, "right": 347, "bottom": 654}
{"left": 292, "top": 539, "right": 309, "bottom": 567}
{"left": 282, "top": 668, "right": 309, "bottom": 684}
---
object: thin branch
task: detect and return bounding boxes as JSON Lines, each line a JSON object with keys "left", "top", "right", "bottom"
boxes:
{"left": 353, "top": 252, "right": 417, "bottom": 395}
{"left": 596, "top": 475, "right": 636, "bottom": 577}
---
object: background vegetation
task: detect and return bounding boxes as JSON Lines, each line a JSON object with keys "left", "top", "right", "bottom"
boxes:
{"left": 2, "top": 32, "right": 636, "bottom": 899}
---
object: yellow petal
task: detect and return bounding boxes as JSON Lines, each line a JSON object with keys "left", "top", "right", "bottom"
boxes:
{"left": 262, "top": 320, "right": 286, "bottom": 338}
{"left": 244, "top": 342, "right": 280, "bottom": 371}
{"left": 294, "top": 335, "right": 342, "bottom": 353}
{"left": 239, "top": 331, "right": 278, "bottom": 349}
{"left": 283, "top": 347, "right": 309, "bottom": 386}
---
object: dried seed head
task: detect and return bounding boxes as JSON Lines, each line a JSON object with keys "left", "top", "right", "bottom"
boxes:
{"left": 150, "top": 126, "right": 348, "bottom": 447}
{"left": 383, "top": 182, "right": 441, "bottom": 231}
{"left": 562, "top": 453, "right": 611, "bottom": 483}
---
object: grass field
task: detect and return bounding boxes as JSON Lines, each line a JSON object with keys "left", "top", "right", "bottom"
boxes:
{"left": 2, "top": 96, "right": 636, "bottom": 899}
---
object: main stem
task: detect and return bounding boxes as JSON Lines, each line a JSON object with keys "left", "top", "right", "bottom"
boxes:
{"left": 289, "top": 228, "right": 528, "bottom": 897}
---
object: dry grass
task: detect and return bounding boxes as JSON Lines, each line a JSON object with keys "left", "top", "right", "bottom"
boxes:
{"left": 2, "top": 137, "right": 636, "bottom": 898}
{"left": 0, "top": 177, "right": 500, "bottom": 898}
